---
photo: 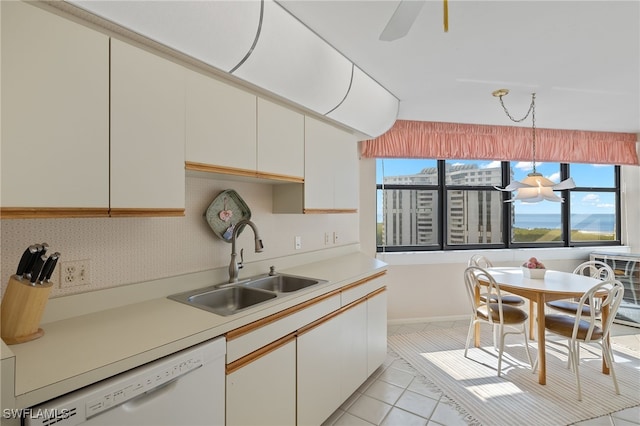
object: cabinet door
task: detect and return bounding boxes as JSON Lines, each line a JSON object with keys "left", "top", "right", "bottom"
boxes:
{"left": 110, "top": 39, "right": 185, "bottom": 214}
{"left": 185, "top": 69, "right": 257, "bottom": 172}
{"left": 304, "top": 116, "right": 358, "bottom": 212}
{"left": 297, "top": 314, "right": 343, "bottom": 426}
{"left": 333, "top": 132, "right": 359, "bottom": 210}
{"left": 226, "top": 337, "right": 296, "bottom": 426}
{"left": 1, "top": 1, "right": 109, "bottom": 214}
{"left": 367, "top": 290, "right": 388, "bottom": 376}
{"left": 340, "top": 301, "right": 368, "bottom": 401}
{"left": 257, "top": 98, "right": 304, "bottom": 180}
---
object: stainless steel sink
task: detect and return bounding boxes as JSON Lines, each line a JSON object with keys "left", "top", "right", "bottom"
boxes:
{"left": 168, "top": 273, "right": 327, "bottom": 316}
{"left": 169, "top": 286, "right": 277, "bottom": 316}
{"left": 243, "top": 274, "right": 326, "bottom": 293}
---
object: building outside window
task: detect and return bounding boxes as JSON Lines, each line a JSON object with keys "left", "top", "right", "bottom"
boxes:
{"left": 376, "top": 159, "right": 620, "bottom": 252}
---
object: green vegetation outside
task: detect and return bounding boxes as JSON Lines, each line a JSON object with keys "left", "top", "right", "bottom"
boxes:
{"left": 375, "top": 224, "right": 614, "bottom": 245}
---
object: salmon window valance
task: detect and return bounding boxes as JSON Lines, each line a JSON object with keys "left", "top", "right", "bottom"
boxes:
{"left": 360, "top": 120, "right": 639, "bottom": 166}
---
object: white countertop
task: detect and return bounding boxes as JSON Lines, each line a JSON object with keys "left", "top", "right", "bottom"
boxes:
{"left": 1, "top": 252, "right": 386, "bottom": 409}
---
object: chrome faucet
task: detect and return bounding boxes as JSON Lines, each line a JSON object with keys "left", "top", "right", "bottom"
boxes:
{"left": 228, "top": 219, "right": 264, "bottom": 283}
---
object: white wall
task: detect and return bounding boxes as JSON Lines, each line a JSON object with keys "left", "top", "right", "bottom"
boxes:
{"left": 359, "top": 158, "right": 639, "bottom": 322}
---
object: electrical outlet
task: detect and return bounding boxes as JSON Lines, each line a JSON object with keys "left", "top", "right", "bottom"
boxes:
{"left": 324, "top": 232, "right": 330, "bottom": 245}
{"left": 333, "top": 231, "right": 339, "bottom": 244}
{"left": 294, "top": 236, "right": 302, "bottom": 250}
{"left": 59, "top": 259, "right": 91, "bottom": 288}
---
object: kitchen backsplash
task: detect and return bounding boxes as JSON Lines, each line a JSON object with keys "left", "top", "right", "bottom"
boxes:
{"left": 1, "top": 175, "right": 358, "bottom": 299}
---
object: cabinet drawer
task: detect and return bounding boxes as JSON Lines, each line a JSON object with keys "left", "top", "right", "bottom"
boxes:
{"left": 226, "top": 293, "right": 340, "bottom": 362}
{"left": 341, "top": 272, "right": 386, "bottom": 306}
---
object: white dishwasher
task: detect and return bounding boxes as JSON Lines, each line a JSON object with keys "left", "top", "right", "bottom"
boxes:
{"left": 25, "top": 337, "right": 226, "bottom": 426}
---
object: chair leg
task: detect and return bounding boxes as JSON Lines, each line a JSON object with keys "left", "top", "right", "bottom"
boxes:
{"left": 601, "top": 341, "right": 620, "bottom": 395}
{"left": 521, "top": 323, "right": 534, "bottom": 368}
{"left": 497, "top": 325, "right": 505, "bottom": 377}
{"left": 569, "top": 341, "right": 583, "bottom": 401}
{"left": 464, "top": 318, "right": 475, "bottom": 358}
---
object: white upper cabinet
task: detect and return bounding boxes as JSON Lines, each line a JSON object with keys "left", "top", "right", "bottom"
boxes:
{"left": 257, "top": 98, "right": 304, "bottom": 180}
{"left": 304, "top": 117, "right": 358, "bottom": 212}
{"left": 272, "top": 116, "right": 357, "bottom": 213}
{"left": 1, "top": 1, "right": 110, "bottom": 216}
{"left": 327, "top": 66, "right": 399, "bottom": 138}
{"left": 110, "top": 39, "right": 185, "bottom": 214}
{"left": 67, "top": 0, "right": 261, "bottom": 72}
{"left": 67, "top": 0, "right": 397, "bottom": 139}
{"left": 232, "top": 0, "right": 352, "bottom": 114}
{"left": 185, "top": 69, "right": 257, "bottom": 173}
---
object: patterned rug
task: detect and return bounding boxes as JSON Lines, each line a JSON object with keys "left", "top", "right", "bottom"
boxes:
{"left": 388, "top": 326, "right": 640, "bottom": 426}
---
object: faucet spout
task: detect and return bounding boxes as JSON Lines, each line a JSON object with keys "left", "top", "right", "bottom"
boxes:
{"left": 229, "top": 219, "right": 263, "bottom": 283}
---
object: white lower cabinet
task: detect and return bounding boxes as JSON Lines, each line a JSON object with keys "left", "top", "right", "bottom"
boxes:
{"left": 298, "top": 295, "right": 384, "bottom": 425}
{"left": 297, "top": 312, "right": 344, "bottom": 426}
{"left": 225, "top": 277, "right": 387, "bottom": 426}
{"left": 367, "top": 291, "right": 388, "bottom": 376}
{"left": 226, "top": 336, "right": 296, "bottom": 426}
{"left": 339, "top": 301, "right": 369, "bottom": 401}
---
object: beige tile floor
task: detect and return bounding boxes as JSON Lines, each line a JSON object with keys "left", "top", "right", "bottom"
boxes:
{"left": 323, "top": 320, "right": 640, "bottom": 426}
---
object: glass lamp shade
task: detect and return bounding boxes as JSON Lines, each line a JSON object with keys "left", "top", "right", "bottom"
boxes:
{"left": 496, "top": 173, "right": 576, "bottom": 203}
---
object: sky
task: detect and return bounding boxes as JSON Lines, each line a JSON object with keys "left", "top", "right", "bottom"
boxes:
{"left": 376, "top": 159, "right": 616, "bottom": 216}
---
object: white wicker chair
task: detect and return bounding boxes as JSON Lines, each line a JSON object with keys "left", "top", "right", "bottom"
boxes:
{"left": 463, "top": 266, "right": 534, "bottom": 376}
{"left": 468, "top": 255, "right": 525, "bottom": 306}
{"left": 546, "top": 260, "right": 614, "bottom": 316}
{"left": 535, "top": 279, "right": 625, "bottom": 400}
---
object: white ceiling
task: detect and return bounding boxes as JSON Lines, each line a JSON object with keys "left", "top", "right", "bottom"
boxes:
{"left": 277, "top": 0, "right": 640, "bottom": 134}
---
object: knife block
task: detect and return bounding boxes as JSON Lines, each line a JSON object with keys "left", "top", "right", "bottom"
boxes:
{"left": 1, "top": 275, "right": 52, "bottom": 345}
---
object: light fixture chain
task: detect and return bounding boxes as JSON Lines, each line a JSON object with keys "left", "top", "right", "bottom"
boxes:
{"left": 531, "top": 93, "right": 536, "bottom": 173}
{"left": 498, "top": 93, "right": 537, "bottom": 173}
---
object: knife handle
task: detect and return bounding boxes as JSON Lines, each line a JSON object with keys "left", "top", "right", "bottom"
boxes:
{"left": 40, "top": 252, "right": 60, "bottom": 283}
{"left": 38, "top": 256, "right": 54, "bottom": 284}
{"left": 16, "top": 245, "right": 39, "bottom": 278}
{"left": 24, "top": 244, "right": 44, "bottom": 279}
{"left": 29, "top": 254, "right": 47, "bottom": 285}
{"left": 40, "top": 242, "right": 49, "bottom": 258}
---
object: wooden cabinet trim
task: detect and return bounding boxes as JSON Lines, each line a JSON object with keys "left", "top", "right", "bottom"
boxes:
{"left": 226, "top": 271, "right": 386, "bottom": 341}
{"left": 297, "top": 295, "right": 369, "bottom": 337}
{"left": 226, "top": 332, "right": 296, "bottom": 375}
{"left": 185, "top": 162, "right": 256, "bottom": 178}
{"left": 109, "top": 208, "right": 185, "bottom": 217}
{"left": 255, "top": 171, "right": 304, "bottom": 183}
{"left": 0, "top": 208, "right": 110, "bottom": 219}
{"left": 340, "top": 271, "right": 387, "bottom": 293}
{"left": 186, "top": 161, "right": 303, "bottom": 184}
{"left": 366, "top": 286, "right": 387, "bottom": 300}
{"left": 226, "top": 289, "right": 342, "bottom": 341}
{"left": 303, "top": 209, "right": 358, "bottom": 214}
{"left": 227, "top": 288, "right": 386, "bottom": 374}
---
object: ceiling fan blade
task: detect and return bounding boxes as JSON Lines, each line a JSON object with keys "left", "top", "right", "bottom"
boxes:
{"left": 379, "top": 0, "right": 425, "bottom": 41}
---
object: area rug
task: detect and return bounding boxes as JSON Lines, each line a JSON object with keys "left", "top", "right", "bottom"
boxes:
{"left": 388, "top": 326, "right": 640, "bottom": 426}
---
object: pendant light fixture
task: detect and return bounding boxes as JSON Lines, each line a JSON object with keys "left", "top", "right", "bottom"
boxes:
{"left": 493, "top": 89, "right": 575, "bottom": 203}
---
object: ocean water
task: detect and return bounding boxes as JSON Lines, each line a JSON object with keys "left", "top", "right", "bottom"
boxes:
{"left": 514, "top": 214, "right": 615, "bottom": 233}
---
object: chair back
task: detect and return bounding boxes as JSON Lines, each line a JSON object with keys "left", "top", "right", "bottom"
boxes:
{"left": 573, "top": 260, "right": 614, "bottom": 281}
{"left": 468, "top": 254, "right": 494, "bottom": 268}
{"left": 464, "top": 266, "right": 504, "bottom": 325}
{"left": 572, "top": 279, "right": 625, "bottom": 343}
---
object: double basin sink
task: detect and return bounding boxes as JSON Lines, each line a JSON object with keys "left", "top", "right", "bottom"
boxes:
{"left": 168, "top": 273, "right": 327, "bottom": 316}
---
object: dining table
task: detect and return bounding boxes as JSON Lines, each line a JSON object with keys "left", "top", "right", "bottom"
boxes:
{"left": 478, "top": 267, "right": 606, "bottom": 385}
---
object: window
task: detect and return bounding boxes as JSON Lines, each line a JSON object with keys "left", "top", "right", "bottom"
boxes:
{"left": 376, "top": 159, "right": 621, "bottom": 252}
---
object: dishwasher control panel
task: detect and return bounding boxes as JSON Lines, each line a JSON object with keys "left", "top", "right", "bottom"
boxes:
{"left": 83, "top": 352, "right": 203, "bottom": 419}
{"left": 23, "top": 337, "right": 226, "bottom": 426}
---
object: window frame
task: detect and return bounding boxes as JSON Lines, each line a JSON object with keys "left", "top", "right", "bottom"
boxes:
{"left": 376, "top": 160, "right": 622, "bottom": 252}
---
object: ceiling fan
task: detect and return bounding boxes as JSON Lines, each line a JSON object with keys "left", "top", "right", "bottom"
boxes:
{"left": 379, "top": 0, "right": 449, "bottom": 41}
